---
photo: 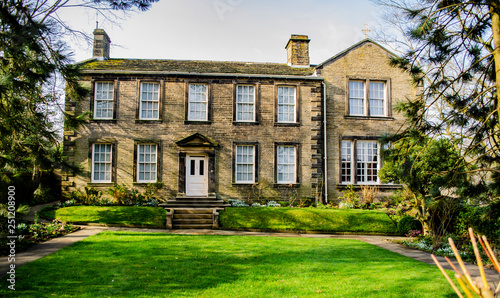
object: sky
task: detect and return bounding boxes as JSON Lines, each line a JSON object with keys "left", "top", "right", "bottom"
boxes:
{"left": 58, "top": 0, "right": 383, "bottom": 65}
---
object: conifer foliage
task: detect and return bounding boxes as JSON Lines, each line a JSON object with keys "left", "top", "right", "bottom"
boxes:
{"left": 376, "top": 0, "right": 500, "bottom": 194}
{"left": 0, "top": 0, "right": 158, "bottom": 202}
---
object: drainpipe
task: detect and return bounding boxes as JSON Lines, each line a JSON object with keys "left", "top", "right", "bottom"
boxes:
{"left": 322, "top": 81, "right": 328, "bottom": 203}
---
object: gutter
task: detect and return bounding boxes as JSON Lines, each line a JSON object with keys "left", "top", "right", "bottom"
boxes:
{"left": 80, "top": 69, "right": 324, "bottom": 81}
{"left": 322, "top": 81, "right": 328, "bottom": 203}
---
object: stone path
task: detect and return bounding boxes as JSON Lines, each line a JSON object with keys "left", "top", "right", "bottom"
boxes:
{"left": 1, "top": 226, "right": 498, "bottom": 289}
{"left": 20, "top": 201, "right": 59, "bottom": 223}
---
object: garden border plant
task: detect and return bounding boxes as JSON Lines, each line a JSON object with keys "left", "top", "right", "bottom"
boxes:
{"left": 0, "top": 212, "right": 79, "bottom": 256}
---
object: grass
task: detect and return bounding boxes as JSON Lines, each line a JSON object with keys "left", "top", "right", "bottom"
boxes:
{"left": 220, "top": 207, "right": 398, "bottom": 234}
{"left": 40, "top": 206, "right": 166, "bottom": 227}
{"left": 0, "top": 231, "right": 456, "bottom": 297}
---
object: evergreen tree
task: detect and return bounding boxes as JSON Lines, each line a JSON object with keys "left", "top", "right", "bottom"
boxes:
{"left": 379, "top": 135, "right": 469, "bottom": 233}
{"left": 0, "top": 0, "right": 158, "bottom": 203}
{"left": 374, "top": 0, "right": 500, "bottom": 198}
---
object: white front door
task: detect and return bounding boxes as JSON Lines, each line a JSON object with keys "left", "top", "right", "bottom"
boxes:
{"left": 186, "top": 155, "right": 208, "bottom": 197}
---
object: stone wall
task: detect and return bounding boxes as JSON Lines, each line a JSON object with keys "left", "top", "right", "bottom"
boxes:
{"left": 63, "top": 75, "right": 323, "bottom": 202}
{"left": 317, "top": 41, "right": 417, "bottom": 201}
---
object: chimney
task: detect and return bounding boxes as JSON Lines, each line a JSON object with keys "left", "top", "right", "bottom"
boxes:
{"left": 93, "top": 28, "right": 111, "bottom": 60}
{"left": 285, "top": 34, "right": 310, "bottom": 67}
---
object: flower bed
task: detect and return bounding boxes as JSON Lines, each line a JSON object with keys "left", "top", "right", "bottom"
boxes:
{"left": 0, "top": 219, "right": 79, "bottom": 256}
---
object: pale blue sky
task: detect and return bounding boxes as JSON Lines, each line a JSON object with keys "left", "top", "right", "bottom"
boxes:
{"left": 60, "top": 0, "right": 382, "bottom": 64}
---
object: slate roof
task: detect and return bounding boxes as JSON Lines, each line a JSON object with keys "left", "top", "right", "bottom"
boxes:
{"left": 79, "top": 58, "right": 317, "bottom": 77}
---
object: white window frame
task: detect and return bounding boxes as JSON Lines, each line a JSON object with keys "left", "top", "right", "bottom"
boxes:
{"left": 369, "top": 82, "right": 385, "bottom": 116}
{"left": 188, "top": 83, "right": 208, "bottom": 121}
{"left": 235, "top": 145, "right": 255, "bottom": 184}
{"left": 91, "top": 143, "right": 113, "bottom": 183}
{"left": 236, "top": 85, "right": 256, "bottom": 122}
{"left": 340, "top": 140, "right": 380, "bottom": 184}
{"left": 139, "top": 82, "right": 160, "bottom": 120}
{"left": 341, "top": 140, "right": 352, "bottom": 183}
{"left": 356, "top": 141, "right": 379, "bottom": 184}
{"left": 277, "top": 86, "right": 296, "bottom": 123}
{"left": 94, "top": 82, "right": 114, "bottom": 119}
{"left": 348, "top": 80, "right": 387, "bottom": 117}
{"left": 277, "top": 145, "right": 296, "bottom": 184}
{"left": 136, "top": 144, "right": 158, "bottom": 183}
{"left": 348, "top": 81, "right": 365, "bottom": 116}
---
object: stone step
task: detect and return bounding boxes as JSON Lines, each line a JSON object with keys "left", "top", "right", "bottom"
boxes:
{"left": 174, "top": 196, "right": 218, "bottom": 201}
{"left": 175, "top": 223, "right": 213, "bottom": 229}
{"left": 167, "top": 208, "right": 225, "bottom": 214}
{"left": 162, "top": 203, "right": 231, "bottom": 208}
{"left": 162, "top": 200, "right": 226, "bottom": 204}
{"left": 174, "top": 218, "right": 212, "bottom": 224}
{"left": 174, "top": 213, "right": 212, "bottom": 219}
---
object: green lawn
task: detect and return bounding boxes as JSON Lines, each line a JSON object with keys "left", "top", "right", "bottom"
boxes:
{"left": 40, "top": 206, "right": 166, "bottom": 227}
{"left": 0, "top": 232, "right": 456, "bottom": 297}
{"left": 220, "top": 207, "right": 398, "bottom": 234}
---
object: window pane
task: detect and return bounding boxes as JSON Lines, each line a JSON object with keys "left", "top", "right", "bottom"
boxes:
{"left": 137, "top": 144, "right": 157, "bottom": 182}
{"left": 341, "top": 141, "right": 352, "bottom": 183}
{"left": 369, "top": 82, "right": 385, "bottom": 116}
{"left": 236, "top": 85, "right": 255, "bottom": 122}
{"left": 356, "top": 141, "right": 379, "bottom": 184}
{"left": 349, "top": 81, "right": 364, "bottom": 115}
{"left": 139, "top": 83, "right": 160, "bottom": 120}
{"left": 94, "top": 82, "right": 114, "bottom": 119}
{"left": 235, "top": 145, "right": 255, "bottom": 183}
{"left": 277, "top": 145, "right": 296, "bottom": 183}
{"left": 188, "top": 84, "right": 208, "bottom": 121}
{"left": 92, "top": 144, "right": 112, "bottom": 183}
{"left": 277, "top": 86, "right": 296, "bottom": 123}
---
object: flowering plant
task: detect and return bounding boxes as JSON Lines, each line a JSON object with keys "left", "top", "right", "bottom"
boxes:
{"left": 406, "top": 230, "right": 422, "bottom": 238}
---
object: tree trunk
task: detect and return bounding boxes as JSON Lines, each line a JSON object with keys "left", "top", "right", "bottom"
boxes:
{"left": 490, "top": 2, "right": 500, "bottom": 123}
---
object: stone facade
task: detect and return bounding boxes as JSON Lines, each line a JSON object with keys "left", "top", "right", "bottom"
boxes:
{"left": 62, "top": 32, "right": 415, "bottom": 204}
{"left": 316, "top": 40, "right": 417, "bottom": 200}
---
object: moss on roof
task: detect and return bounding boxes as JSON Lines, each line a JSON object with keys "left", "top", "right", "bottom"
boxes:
{"left": 79, "top": 59, "right": 316, "bottom": 76}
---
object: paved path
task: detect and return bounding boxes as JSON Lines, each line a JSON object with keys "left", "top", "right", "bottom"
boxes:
{"left": 1, "top": 226, "right": 499, "bottom": 288}
{"left": 20, "top": 201, "right": 59, "bottom": 223}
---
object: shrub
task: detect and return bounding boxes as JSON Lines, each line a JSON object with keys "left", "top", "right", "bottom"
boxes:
{"left": 143, "top": 182, "right": 164, "bottom": 201}
{"left": 98, "top": 198, "right": 115, "bottom": 206}
{"left": 83, "top": 187, "right": 102, "bottom": 205}
{"left": 16, "top": 223, "right": 28, "bottom": 235}
{"left": 455, "top": 202, "right": 500, "bottom": 245}
{"left": 107, "top": 183, "right": 161, "bottom": 206}
{"left": 266, "top": 201, "right": 281, "bottom": 207}
{"left": 338, "top": 201, "right": 356, "bottom": 209}
{"left": 338, "top": 185, "right": 359, "bottom": 209}
{"left": 397, "top": 216, "right": 422, "bottom": 235}
{"left": 56, "top": 199, "right": 77, "bottom": 208}
{"left": 360, "top": 185, "right": 378, "bottom": 204}
{"left": 316, "top": 203, "right": 329, "bottom": 209}
{"left": 229, "top": 199, "right": 249, "bottom": 207}
{"left": 107, "top": 184, "right": 130, "bottom": 205}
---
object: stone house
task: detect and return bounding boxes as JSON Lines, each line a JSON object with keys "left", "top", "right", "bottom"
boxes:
{"left": 62, "top": 29, "right": 415, "bottom": 204}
